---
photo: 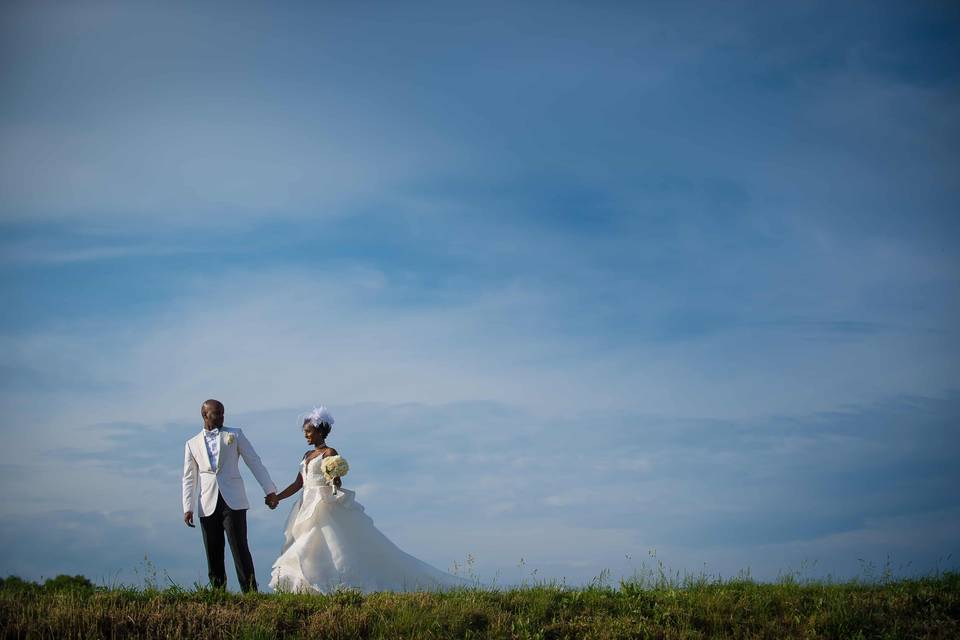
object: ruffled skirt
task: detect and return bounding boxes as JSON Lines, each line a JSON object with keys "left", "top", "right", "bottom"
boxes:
{"left": 268, "top": 484, "right": 469, "bottom": 593}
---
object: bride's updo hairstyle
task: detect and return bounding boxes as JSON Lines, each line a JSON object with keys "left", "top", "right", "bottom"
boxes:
{"left": 304, "top": 418, "right": 332, "bottom": 439}
{"left": 303, "top": 406, "right": 335, "bottom": 440}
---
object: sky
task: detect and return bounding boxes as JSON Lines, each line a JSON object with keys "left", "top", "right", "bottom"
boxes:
{"left": 1, "top": 0, "right": 958, "bottom": 590}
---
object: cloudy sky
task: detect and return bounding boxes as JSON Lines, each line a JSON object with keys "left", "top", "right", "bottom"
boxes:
{"left": 1, "top": 1, "right": 958, "bottom": 589}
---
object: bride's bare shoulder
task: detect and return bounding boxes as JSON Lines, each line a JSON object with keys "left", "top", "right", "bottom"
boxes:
{"left": 321, "top": 446, "right": 339, "bottom": 457}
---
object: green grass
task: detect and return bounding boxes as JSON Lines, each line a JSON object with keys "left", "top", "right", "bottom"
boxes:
{"left": 1, "top": 571, "right": 958, "bottom": 639}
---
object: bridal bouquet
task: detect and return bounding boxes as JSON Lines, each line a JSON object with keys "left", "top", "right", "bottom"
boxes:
{"left": 321, "top": 455, "right": 349, "bottom": 494}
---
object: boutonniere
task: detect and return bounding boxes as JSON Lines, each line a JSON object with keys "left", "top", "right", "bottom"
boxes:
{"left": 223, "top": 433, "right": 235, "bottom": 445}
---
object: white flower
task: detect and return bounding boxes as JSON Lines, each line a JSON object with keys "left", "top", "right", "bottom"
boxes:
{"left": 224, "top": 434, "right": 235, "bottom": 445}
{"left": 321, "top": 455, "right": 349, "bottom": 480}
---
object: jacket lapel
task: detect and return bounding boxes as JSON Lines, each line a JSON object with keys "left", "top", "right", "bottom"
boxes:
{"left": 196, "top": 432, "right": 215, "bottom": 471}
{"left": 216, "top": 430, "right": 224, "bottom": 473}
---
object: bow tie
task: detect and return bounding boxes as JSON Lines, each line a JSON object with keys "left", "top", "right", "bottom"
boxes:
{"left": 205, "top": 428, "right": 220, "bottom": 435}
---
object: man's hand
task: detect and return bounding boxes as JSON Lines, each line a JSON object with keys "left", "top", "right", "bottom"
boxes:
{"left": 265, "top": 493, "right": 279, "bottom": 509}
{"left": 184, "top": 511, "right": 195, "bottom": 527}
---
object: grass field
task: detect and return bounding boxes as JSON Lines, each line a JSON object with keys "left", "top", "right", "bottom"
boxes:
{"left": 1, "top": 570, "right": 958, "bottom": 639}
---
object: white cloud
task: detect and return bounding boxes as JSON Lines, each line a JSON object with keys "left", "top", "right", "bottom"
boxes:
{"left": 1, "top": 249, "right": 957, "bottom": 437}
{"left": 0, "top": 108, "right": 455, "bottom": 226}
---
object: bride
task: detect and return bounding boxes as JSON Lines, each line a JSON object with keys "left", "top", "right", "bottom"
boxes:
{"left": 268, "top": 406, "right": 469, "bottom": 593}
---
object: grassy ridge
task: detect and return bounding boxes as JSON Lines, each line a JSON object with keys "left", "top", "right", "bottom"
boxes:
{"left": 1, "top": 573, "right": 958, "bottom": 639}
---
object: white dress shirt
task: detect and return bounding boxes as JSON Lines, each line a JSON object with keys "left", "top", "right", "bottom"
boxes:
{"left": 203, "top": 428, "right": 220, "bottom": 468}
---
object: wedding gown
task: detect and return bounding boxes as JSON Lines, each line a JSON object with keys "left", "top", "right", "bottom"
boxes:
{"left": 268, "top": 454, "right": 469, "bottom": 594}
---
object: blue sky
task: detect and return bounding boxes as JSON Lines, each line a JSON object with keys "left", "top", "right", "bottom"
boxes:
{"left": 1, "top": 0, "right": 958, "bottom": 589}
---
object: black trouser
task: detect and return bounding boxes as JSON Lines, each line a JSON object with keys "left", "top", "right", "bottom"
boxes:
{"left": 199, "top": 492, "right": 257, "bottom": 592}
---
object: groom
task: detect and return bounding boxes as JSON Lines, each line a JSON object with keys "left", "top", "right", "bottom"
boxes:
{"left": 182, "top": 399, "right": 278, "bottom": 592}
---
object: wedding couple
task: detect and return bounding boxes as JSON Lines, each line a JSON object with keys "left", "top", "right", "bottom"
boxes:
{"left": 181, "top": 399, "right": 466, "bottom": 593}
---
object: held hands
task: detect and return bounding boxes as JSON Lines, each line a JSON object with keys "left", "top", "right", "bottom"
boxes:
{"left": 265, "top": 493, "right": 279, "bottom": 509}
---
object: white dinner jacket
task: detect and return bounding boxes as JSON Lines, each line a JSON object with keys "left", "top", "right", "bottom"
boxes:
{"left": 182, "top": 426, "right": 277, "bottom": 517}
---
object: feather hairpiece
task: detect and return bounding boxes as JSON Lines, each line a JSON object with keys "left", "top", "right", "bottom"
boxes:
{"left": 305, "top": 405, "right": 335, "bottom": 428}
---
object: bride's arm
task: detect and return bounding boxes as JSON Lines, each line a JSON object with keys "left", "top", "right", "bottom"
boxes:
{"left": 275, "top": 472, "right": 303, "bottom": 502}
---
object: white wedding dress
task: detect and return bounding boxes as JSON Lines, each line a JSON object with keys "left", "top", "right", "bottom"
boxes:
{"left": 268, "top": 454, "right": 469, "bottom": 594}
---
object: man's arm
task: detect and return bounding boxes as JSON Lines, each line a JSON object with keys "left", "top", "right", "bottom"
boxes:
{"left": 236, "top": 429, "right": 277, "bottom": 498}
{"left": 182, "top": 442, "right": 198, "bottom": 526}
